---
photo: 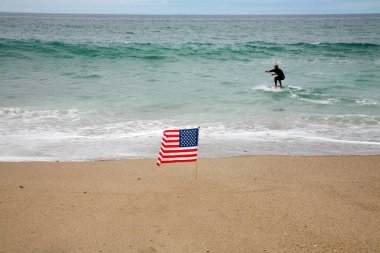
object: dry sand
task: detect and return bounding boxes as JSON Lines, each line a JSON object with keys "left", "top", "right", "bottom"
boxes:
{"left": 0, "top": 156, "right": 379, "bottom": 253}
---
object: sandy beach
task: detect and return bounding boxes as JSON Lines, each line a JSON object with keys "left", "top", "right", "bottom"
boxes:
{"left": 0, "top": 155, "right": 379, "bottom": 252}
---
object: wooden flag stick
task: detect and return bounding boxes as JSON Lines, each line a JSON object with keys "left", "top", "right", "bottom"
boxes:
{"left": 195, "top": 126, "right": 200, "bottom": 179}
{"left": 194, "top": 155, "right": 198, "bottom": 179}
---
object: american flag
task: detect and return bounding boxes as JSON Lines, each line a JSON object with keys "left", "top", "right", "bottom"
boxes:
{"left": 156, "top": 128, "right": 199, "bottom": 166}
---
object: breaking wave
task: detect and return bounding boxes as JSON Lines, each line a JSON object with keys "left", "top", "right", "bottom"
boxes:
{"left": 1, "top": 38, "right": 379, "bottom": 61}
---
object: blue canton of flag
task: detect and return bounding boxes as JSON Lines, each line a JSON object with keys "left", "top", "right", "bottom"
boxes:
{"left": 179, "top": 128, "right": 199, "bottom": 147}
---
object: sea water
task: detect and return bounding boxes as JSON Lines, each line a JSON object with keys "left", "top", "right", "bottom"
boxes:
{"left": 1, "top": 13, "right": 380, "bottom": 161}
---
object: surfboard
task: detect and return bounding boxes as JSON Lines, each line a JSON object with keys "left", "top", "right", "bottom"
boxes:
{"left": 266, "top": 85, "right": 285, "bottom": 90}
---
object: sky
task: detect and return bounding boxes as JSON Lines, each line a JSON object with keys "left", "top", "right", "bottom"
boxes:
{"left": 0, "top": 0, "right": 380, "bottom": 15}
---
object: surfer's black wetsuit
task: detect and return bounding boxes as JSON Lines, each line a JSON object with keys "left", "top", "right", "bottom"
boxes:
{"left": 268, "top": 68, "right": 285, "bottom": 87}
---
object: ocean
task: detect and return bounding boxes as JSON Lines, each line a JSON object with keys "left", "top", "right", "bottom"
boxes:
{"left": 1, "top": 13, "right": 380, "bottom": 161}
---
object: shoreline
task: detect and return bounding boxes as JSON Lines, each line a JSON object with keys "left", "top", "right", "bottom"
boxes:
{"left": 1, "top": 155, "right": 379, "bottom": 252}
{"left": 1, "top": 153, "right": 380, "bottom": 163}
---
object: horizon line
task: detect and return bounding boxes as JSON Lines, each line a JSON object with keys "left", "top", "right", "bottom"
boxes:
{"left": 1, "top": 11, "right": 380, "bottom": 16}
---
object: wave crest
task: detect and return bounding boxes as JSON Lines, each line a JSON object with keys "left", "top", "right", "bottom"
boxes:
{"left": 1, "top": 38, "right": 379, "bottom": 60}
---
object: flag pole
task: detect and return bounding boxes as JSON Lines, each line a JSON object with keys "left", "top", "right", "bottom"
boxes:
{"left": 195, "top": 160, "right": 198, "bottom": 179}
{"left": 195, "top": 126, "right": 200, "bottom": 179}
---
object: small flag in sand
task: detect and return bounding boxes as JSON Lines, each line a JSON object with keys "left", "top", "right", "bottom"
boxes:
{"left": 157, "top": 128, "right": 199, "bottom": 166}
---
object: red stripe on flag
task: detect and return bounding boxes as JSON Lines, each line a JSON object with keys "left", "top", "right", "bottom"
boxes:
{"left": 160, "top": 143, "right": 179, "bottom": 149}
{"left": 157, "top": 159, "right": 197, "bottom": 166}
{"left": 159, "top": 152, "right": 197, "bottom": 158}
{"left": 163, "top": 139, "right": 178, "bottom": 143}
{"left": 164, "top": 130, "right": 179, "bottom": 133}
{"left": 160, "top": 147, "right": 197, "bottom": 153}
{"left": 164, "top": 133, "right": 179, "bottom": 137}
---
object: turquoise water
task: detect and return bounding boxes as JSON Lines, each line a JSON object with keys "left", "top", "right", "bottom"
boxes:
{"left": 1, "top": 13, "right": 380, "bottom": 161}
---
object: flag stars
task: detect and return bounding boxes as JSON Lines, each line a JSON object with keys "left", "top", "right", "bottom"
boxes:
{"left": 179, "top": 128, "right": 198, "bottom": 147}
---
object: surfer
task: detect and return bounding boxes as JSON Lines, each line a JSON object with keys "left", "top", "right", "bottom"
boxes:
{"left": 266, "top": 64, "right": 285, "bottom": 88}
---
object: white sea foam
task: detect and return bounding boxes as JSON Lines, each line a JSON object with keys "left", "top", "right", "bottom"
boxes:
{"left": 298, "top": 97, "right": 338, "bottom": 105}
{"left": 1, "top": 120, "right": 380, "bottom": 161}
{"left": 2, "top": 105, "right": 380, "bottom": 161}
{"left": 355, "top": 98, "right": 379, "bottom": 105}
{"left": 286, "top": 85, "right": 304, "bottom": 90}
{"left": 303, "top": 114, "right": 380, "bottom": 125}
{"left": 0, "top": 107, "right": 82, "bottom": 120}
{"left": 251, "top": 84, "right": 285, "bottom": 92}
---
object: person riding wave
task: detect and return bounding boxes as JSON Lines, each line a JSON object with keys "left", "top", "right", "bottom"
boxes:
{"left": 266, "top": 64, "right": 285, "bottom": 88}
